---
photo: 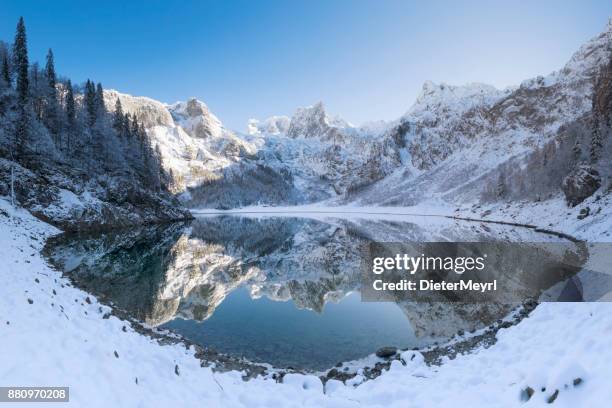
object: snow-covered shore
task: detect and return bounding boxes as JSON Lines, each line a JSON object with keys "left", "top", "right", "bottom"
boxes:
{"left": 2, "top": 197, "right": 612, "bottom": 407}
{"left": 194, "top": 191, "right": 612, "bottom": 242}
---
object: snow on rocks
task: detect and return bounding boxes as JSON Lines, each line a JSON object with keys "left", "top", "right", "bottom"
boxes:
{"left": 561, "top": 165, "right": 602, "bottom": 207}
{"left": 248, "top": 116, "right": 291, "bottom": 136}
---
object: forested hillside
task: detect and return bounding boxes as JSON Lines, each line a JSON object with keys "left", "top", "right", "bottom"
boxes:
{"left": 0, "top": 18, "right": 190, "bottom": 230}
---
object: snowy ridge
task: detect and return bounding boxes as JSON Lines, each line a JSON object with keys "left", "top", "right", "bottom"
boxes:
{"left": 406, "top": 81, "right": 508, "bottom": 122}
{"left": 286, "top": 102, "right": 353, "bottom": 141}
{"left": 100, "top": 21, "right": 612, "bottom": 211}
{"left": 247, "top": 115, "right": 290, "bottom": 135}
{"left": 346, "top": 20, "right": 612, "bottom": 206}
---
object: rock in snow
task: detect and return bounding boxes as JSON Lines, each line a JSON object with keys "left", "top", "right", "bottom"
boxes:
{"left": 562, "top": 165, "right": 602, "bottom": 207}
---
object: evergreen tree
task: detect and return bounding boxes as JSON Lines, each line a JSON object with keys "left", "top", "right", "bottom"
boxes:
{"left": 591, "top": 127, "right": 603, "bottom": 163}
{"left": 113, "top": 98, "right": 124, "bottom": 133}
{"left": 138, "top": 122, "right": 147, "bottom": 144}
{"left": 131, "top": 113, "right": 139, "bottom": 137}
{"left": 44, "top": 49, "right": 56, "bottom": 95}
{"left": 95, "top": 82, "right": 105, "bottom": 115}
{"left": 153, "top": 144, "right": 163, "bottom": 190}
{"left": 29, "top": 63, "right": 45, "bottom": 119}
{"left": 122, "top": 112, "right": 131, "bottom": 138}
{"left": 13, "top": 17, "right": 28, "bottom": 105}
{"left": 13, "top": 17, "right": 29, "bottom": 158}
{"left": 1, "top": 53, "right": 9, "bottom": 86}
{"left": 65, "top": 79, "right": 75, "bottom": 153}
{"left": 84, "top": 79, "right": 96, "bottom": 126}
{"left": 44, "top": 48, "right": 59, "bottom": 134}
{"left": 65, "top": 79, "right": 75, "bottom": 126}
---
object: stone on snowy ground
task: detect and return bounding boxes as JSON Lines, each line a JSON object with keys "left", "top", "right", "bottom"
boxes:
{"left": 520, "top": 386, "right": 535, "bottom": 402}
{"left": 562, "top": 165, "right": 601, "bottom": 207}
{"left": 375, "top": 346, "right": 398, "bottom": 359}
{"left": 546, "top": 389, "right": 559, "bottom": 404}
{"left": 577, "top": 206, "right": 590, "bottom": 220}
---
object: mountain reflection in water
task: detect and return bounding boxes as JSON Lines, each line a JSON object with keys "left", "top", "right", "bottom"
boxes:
{"left": 43, "top": 214, "right": 580, "bottom": 370}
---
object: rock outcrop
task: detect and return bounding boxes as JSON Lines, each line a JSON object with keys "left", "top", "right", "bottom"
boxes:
{"left": 562, "top": 165, "right": 602, "bottom": 207}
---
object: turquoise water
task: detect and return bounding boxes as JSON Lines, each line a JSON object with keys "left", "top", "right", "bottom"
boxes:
{"left": 162, "top": 288, "right": 417, "bottom": 370}
{"left": 45, "top": 215, "right": 554, "bottom": 370}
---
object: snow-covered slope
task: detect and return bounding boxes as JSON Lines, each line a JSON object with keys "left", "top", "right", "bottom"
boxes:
{"left": 345, "top": 20, "right": 612, "bottom": 207}
{"left": 103, "top": 92, "right": 257, "bottom": 195}
{"left": 401, "top": 81, "right": 510, "bottom": 170}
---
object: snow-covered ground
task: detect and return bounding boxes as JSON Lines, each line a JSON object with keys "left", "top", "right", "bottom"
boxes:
{"left": 2, "top": 196, "right": 612, "bottom": 407}
{"left": 192, "top": 191, "right": 612, "bottom": 242}
{"left": 451, "top": 193, "right": 612, "bottom": 242}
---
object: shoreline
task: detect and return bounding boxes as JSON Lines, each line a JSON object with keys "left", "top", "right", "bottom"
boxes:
{"left": 2, "top": 197, "right": 612, "bottom": 406}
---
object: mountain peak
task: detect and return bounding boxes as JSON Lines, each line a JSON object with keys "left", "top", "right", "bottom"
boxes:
{"left": 556, "top": 20, "right": 612, "bottom": 83}
{"left": 169, "top": 98, "right": 223, "bottom": 139}
{"left": 287, "top": 102, "right": 351, "bottom": 139}
{"left": 172, "top": 98, "right": 212, "bottom": 118}
{"left": 407, "top": 81, "right": 505, "bottom": 120}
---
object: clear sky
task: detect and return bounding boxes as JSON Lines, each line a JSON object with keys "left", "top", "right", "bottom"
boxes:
{"left": 1, "top": 1, "right": 611, "bottom": 131}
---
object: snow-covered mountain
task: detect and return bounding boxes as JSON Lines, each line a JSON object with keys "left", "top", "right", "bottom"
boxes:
{"left": 104, "top": 90, "right": 402, "bottom": 208}
{"left": 247, "top": 115, "right": 290, "bottom": 135}
{"left": 102, "top": 92, "right": 257, "bottom": 196}
{"left": 101, "top": 20, "right": 612, "bottom": 210}
{"left": 343, "top": 20, "right": 612, "bottom": 207}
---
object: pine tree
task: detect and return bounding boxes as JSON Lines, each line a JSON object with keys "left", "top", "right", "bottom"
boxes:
{"left": 95, "top": 82, "right": 105, "bottom": 115}
{"left": 44, "top": 48, "right": 59, "bottom": 134}
{"left": 13, "top": 17, "right": 28, "bottom": 105}
{"left": 85, "top": 79, "right": 96, "bottom": 126}
{"left": 65, "top": 80, "right": 75, "bottom": 126}
{"left": 131, "top": 113, "right": 139, "bottom": 137}
{"left": 138, "top": 122, "right": 147, "bottom": 144}
{"left": 153, "top": 144, "right": 163, "bottom": 191}
{"left": 122, "top": 112, "right": 131, "bottom": 138}
{"left": 13, "top": 17, "right": 29, "bottom": 158}
{"left": 65, "top": 79, "right": 75, "bottom": 153}
{"left": 45, "top": 49, "right": 56, "bottom": 96}
{"left": 1, "top": 53, "right": 9, "bottom": 86}
{"left": 29, "top": 63, "right": 44, "bottom": 120}
{"left": 113, "top": 98, "right": 124, "bottom": 133}
{"left": 591, "top": 126, "right": 603, "bottom": 163}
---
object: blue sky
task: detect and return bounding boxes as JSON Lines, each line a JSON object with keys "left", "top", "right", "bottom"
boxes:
{"left": 1, "top": 1, "right": 611, "bottom": 131}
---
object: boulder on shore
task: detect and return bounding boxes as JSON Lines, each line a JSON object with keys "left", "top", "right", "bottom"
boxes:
{"left": 561, "top": 165, "right": 601, "bottom": 207}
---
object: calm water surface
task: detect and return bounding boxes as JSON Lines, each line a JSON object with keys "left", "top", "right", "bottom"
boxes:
{"left": 44, "top": 214, "right": 577, "bottom": 370}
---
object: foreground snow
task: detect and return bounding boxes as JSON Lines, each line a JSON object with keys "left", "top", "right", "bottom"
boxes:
{"left": 2, "top": 198, "right": 612, "bottom": 407}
